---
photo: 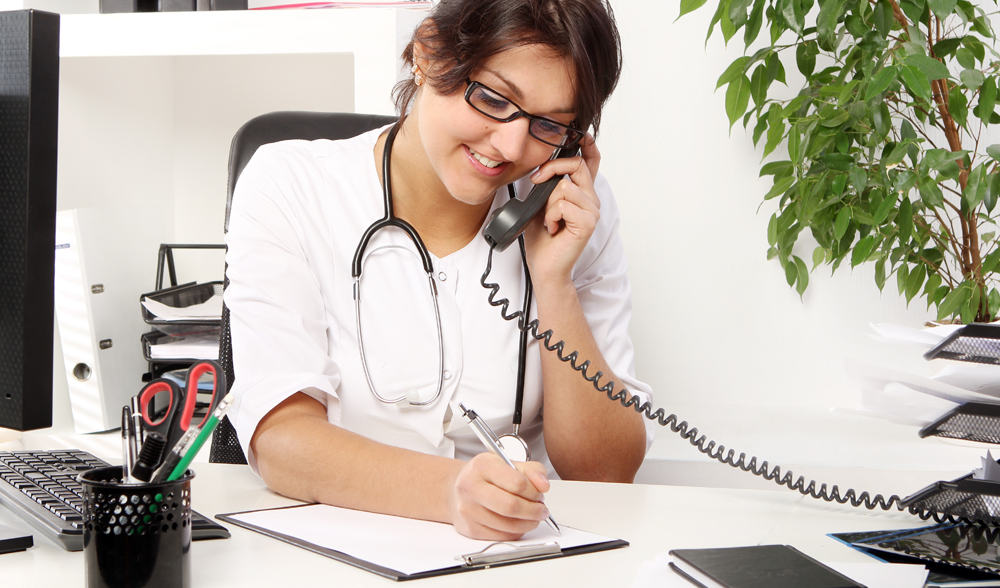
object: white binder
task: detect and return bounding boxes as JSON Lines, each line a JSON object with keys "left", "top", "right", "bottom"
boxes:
{"left": 54, "top": 206, "right": 171, "bottom": 433}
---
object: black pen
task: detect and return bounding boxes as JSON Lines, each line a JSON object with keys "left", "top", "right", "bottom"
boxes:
{"left": 458, "top": 402, "right": 560, "bottom": 535}
{"left": 121, "top": 406, "right": 136, "bottom": 484}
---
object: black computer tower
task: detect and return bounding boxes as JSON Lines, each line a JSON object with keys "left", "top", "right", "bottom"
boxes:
{"left": 0, "top": 9, "right": 59, "bottom": 431}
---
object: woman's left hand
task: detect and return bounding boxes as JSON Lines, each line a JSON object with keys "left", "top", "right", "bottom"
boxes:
{"left": 522, "top": 134, "right": 601, "bottom": 288}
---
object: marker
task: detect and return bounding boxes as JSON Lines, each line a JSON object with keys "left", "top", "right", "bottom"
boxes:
{"left": 458, "top": 402, "right": 560, "bottom": 535}
{"left": 164, "top": 392, "right": 235, "bottom": 482}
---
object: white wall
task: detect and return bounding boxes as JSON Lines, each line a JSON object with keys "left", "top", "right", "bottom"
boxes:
{"left": 600, "top": 1, "right": 935, "bottom": 417}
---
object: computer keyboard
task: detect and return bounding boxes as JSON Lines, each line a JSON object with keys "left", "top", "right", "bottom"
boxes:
{"left": 0, "top": 449, "right": 229, "bottom": 551}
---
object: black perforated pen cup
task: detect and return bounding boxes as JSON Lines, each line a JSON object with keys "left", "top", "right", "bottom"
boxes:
{"left": 79, "top": 466, "right": 194, "bottom": 588}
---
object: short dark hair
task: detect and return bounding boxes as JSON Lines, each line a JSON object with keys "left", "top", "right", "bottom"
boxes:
{"left": 393, "top": 0, "right": 622, "bottom": 135}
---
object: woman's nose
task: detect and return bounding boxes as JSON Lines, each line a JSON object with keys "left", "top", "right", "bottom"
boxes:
{"left": 491, "top": 118, "right": 532, "bottom": 162}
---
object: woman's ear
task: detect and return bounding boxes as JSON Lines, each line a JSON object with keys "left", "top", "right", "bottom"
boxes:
{"left": 411, "top": 40, "right": 431, "bottom": 80}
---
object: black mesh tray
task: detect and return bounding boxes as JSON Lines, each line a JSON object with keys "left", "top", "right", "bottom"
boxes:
{"left": 903, "top": 472, "right": 1000, "bottom": 526}
{"left": 141, "top": 281, "right": 223, "bottom": 326}
{"left": 919, "top": 402, "right": 1000, "bottom": 444}
{"left": 925, "top": 324, "right": 1000, "bottom": 365}
{"left": 141, "top": 329, "right": 220, "bottom": 364}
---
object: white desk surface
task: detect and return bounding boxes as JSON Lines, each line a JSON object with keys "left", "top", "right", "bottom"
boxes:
{"left": 2, "top": 458, "right": 933, "bottom": 587}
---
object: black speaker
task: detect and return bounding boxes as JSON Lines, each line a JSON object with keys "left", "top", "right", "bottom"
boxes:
{"left": 0, "top": 9, "right": 59, "bottom": 431}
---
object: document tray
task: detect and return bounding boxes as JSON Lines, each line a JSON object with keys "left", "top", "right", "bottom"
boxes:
{"left": 902, "top": 473, "right": 1000, "bottom": 526}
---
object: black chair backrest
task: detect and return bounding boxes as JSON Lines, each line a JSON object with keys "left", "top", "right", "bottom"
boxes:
{"left": 209, "top": 111, "right": 396, "bottom": 464}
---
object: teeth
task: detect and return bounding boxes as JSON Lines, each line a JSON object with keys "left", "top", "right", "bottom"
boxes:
{"left": 470, "top": 148, "right": 502, "bottom": 168}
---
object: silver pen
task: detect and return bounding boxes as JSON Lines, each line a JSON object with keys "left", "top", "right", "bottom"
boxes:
{"left": 458, "top": 402, "right": 560, "bottom": 535}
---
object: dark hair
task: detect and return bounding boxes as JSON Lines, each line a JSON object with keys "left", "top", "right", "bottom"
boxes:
{"left": 393, "top": 0, "right": 622, "bottom": 135}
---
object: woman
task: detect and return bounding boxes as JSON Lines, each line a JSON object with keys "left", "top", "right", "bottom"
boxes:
{"left": 224, "top": 0, "right": 653, "bottom": 541}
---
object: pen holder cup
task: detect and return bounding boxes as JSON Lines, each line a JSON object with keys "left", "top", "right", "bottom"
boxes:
{"left": 79, "top": 466, "right": 194, "bottom": 588}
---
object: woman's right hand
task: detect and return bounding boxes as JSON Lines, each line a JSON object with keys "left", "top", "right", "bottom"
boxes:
{"left": 448, "top": 453, "right": 552, "bottom": 540}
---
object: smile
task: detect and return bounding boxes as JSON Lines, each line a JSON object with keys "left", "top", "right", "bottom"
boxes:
{"left": 469, "top": 148, "right": 503, "bottom": 169}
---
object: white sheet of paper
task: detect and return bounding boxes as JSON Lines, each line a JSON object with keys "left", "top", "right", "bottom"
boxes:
{"left": 868, "top": 322, "right": 960, "bottom": 348}
{"left": 227, "top": 503, "right": 621, "bottom": 576}
{"left": 142, "top": 294, "right": 223, "bottom": 321}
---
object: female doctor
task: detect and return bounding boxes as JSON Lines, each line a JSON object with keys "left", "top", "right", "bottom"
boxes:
{"left": 224, "top": 0, "right": 653, "bottom": 541}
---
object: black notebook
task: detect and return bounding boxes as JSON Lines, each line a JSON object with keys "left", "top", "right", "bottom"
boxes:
{"left": 669, "top": 544, "right": 866, "bottom": 588}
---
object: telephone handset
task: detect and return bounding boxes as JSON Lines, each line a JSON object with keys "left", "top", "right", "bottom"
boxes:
{"left": 482, "top": 146, "right": 579, "bottom": 252}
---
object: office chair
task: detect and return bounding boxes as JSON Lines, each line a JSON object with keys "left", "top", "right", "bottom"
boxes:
{"left": 209, "top": 111, "right": 396, "bottom": 464}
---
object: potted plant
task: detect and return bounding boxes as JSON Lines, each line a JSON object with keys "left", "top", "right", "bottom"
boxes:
{"left": 681, "top": 0, "right": 1000, "bottom": 323}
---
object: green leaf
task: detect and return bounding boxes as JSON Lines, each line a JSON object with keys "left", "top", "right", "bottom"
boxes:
{"left": 679, "top": 0, "right": 710, "bottom": 19}
{"left": 919, "top": 176, "right": 944, "bottom": 206}
{"left": 834, "top": 206, "right": 852, "bottom": 240}
{"left": 796, "top": 42, "right": 816, "bottom": 77}
{"left": 875, "top": 258, "right": 887, "bottom": 290}
{"left": 978, "top": 76, "right": 997, "bottom": 123}
{"left": 750, "top": 64, "right": 768, "bottom": 107}
{"left": 716, "top": 56, "right": 749, "bottom": 90}
{"left": 764, "top": 107, "right": 786, "bottom": 158}
{"left": 821, "top": 109, "right": 851, "bottom": 128}
{"left": 874, "top": 190, "right": 897, "bottom": 223}
{"left": 938, "top": 283, "right": 971, "bottom": 319}
{"left": 726, "top": 74, "right": 752, "bottom": 129}
{"left": 897, "top": 263, "right": 910, "bottom": 296}
{"left": 782, "top": 0, "right": 805, "bottom": 35}
{"left": 873, "top": 0, "right": 892, "bottom": 39}
{"left": 905, "top": 263, "right": 926, "bottom": 303}
{"left": 865, "top": 66, "right": 898, "bottom": 100}
{"left": 960, "top": 68, "right": 985, "bottom": 89}
{"left": 949, "top": 85, "right": 969, "bottom": 128}
{"left": 822, "top": 152, "right": 854, "bottom": 170}
{"left": 764, "top": 176, "right": 795, "bottom": 200}
{"left": 928, "top": 0, "right": 958, "bottom": 21}
{"left": 812, "top": 246, "right": 826, "bottom": 269}
{"left": 744, "top": 0, "right": 764, "bottom": 46}
{"left": 729, "top": 0, "right": 751, "bottom": 29}
{"left": 932, "top": 37, "right": 963, "bottom": 58}
{"left": 983, "top": 249, "right": 1000, "bottom": 274}
{"left": 905, "top": 55, "right": 952, "bottom": 81}
{"left": 883, "top": 143, "right": 909, "bottom": 167}
{"left": 900, "top": 64, "right": 933, "bottom": 103}
{"left": 852, "top": 235, "right": 876, "bottom": 267}
{"left": 987, "top": 173, "right": 1000, "bottom": 213}
{"left": 760, "top": 159, "right": 793, "bottom": 177}
{"left": 793, "top": 255, "right": 809, "bottom": 296}
{"left": 956, "top": 48, "right": 976, "bottom": 70}
{"left": 849, "top": 165, "right": 867, "bottom": 193}
{"left": 965, "top": 164, "right": 987, "bottom": 209}
{"left": 817, "top": 0, "right": 846, "bottom": 49}
{"left": 898, "top": 196, "right": 913, "bottom": 243}
{"left": 963, "top": 285, "right": 981, "bottom": 324}
{"left": 987, "top": 145, "right": 1000, "bottom": 162}
{"left": 767, "top": 213, "right": 778, "bottom": 246}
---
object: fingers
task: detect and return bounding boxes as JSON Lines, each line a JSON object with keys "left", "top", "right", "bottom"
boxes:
{"left": 451, "top": 454, "right": 551, "bottom": 540}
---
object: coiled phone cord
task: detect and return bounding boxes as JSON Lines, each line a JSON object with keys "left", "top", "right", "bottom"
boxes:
{"left": 480, "top": 246, "right": 961, "bottom": 524}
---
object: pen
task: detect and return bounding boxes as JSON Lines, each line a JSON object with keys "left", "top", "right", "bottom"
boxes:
{"left": 458, "top": 402, "right": 560, "bottom": 535}
{"left": 121, "top": 406, "right": 136, "bottom": 484}
{"left": 164, "top": 392, "right": 235, "bottom": 482}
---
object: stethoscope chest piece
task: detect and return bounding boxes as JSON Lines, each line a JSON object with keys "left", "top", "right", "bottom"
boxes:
{"left": 497, "top": 433, "right": 530, "bottom": 462}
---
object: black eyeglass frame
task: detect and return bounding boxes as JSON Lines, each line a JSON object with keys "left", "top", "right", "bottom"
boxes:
{"left": 464, "top": 79, "right": 584, "bottom": 149}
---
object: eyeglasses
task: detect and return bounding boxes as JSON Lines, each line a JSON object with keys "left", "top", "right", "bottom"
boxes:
{"left": 464, "top": 79, "right": 583, "bottom": 149}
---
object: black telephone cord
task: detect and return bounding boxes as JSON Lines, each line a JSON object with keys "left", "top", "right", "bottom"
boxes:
{"left": 481, "top": 246, "right": 962, "bottom": 524}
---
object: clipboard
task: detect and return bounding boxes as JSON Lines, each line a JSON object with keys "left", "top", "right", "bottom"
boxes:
{"left": 217, "top": 503, "right": 628, "bottom": 581}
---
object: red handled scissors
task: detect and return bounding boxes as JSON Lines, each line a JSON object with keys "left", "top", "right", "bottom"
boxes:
{"left": 138, "top": 360, "right": 223, "bottom": 451}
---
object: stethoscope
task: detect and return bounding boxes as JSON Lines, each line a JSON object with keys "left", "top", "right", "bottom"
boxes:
{"left": 352, "top": 122, "right": 534, "bottom": 461}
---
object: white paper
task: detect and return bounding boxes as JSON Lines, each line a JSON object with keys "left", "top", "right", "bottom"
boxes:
{"left": 227, "top": 503, "right": 621, "bottom": 576}
{"left": 868, "top": 322, "right": 960, "bottom": 348}
{"left": 932, "top": 364, "right": 1000, "bottom": 397}
{"left": 148, "top": 332, "right": 220, "bottom": 360}
{"left": 845, "top": 358, "right": 999, "bottom": 405}
{"left": 141, "top": 294, "right": 223, "bottom": 321}
{"left": 974, "top": 450, "right": 1000, "bottom": 482}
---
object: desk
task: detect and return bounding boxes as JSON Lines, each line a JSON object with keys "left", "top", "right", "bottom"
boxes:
{"left": 2, "top": 461, "right": 929, "bottom": 587}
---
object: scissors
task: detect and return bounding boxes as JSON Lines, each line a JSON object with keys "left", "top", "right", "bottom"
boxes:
{"left": 137, "top": 360, "right": 224, "bottom": 452}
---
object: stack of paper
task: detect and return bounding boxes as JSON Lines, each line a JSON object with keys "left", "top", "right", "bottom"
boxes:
{"left": 841, "top": 323, "right": 1000, "bottom": 428}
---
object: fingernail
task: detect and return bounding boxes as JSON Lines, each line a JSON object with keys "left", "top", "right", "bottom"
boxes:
{"left": 542, "top": 507, "right": 550, "bottom": 519}
{"left": 531, "top": 169, "right": 541, "bottom": 180}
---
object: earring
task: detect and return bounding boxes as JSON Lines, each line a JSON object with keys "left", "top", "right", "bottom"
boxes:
{"left": 411, "top": 64, "right": 424, "bottom": 86}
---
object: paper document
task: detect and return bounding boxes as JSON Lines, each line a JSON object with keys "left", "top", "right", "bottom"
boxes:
{"left": 141, "top": 294, "right": 223, "bottom": 322}
{"left": 868, "top": 322, "right": 961, "bottom": 348}
{"left": 148, "top": 332, "right": 220, "bottom": 360}
{"left": 219, "top": 503, "right": 625, "bottom": 580}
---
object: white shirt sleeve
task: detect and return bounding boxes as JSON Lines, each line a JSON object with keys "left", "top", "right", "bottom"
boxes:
{"left": 569, "top": 173, "right": 657, "bottom": 453}
{"left": 223, "top": 144, "right": 343, "bottom": 473}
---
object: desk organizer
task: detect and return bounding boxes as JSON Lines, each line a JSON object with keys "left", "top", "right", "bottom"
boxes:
{"left": 902, "top": 472, "right": 1000, "bottom": 527}
{"left": 80, "top": 466, "right": 194, "bottom": 588}
{"left": 919, "top": 324, "right": 1000, "bottom": 445}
